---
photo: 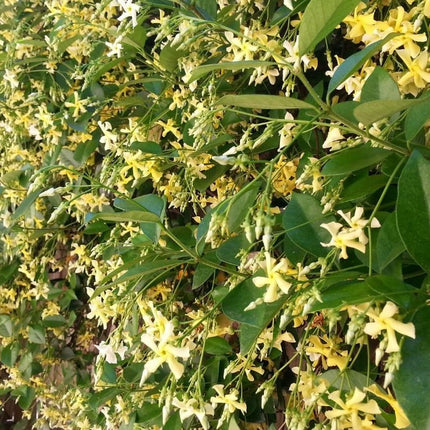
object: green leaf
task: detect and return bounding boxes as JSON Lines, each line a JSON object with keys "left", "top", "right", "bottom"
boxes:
{"left": 321, "top": 369, "right": 374, "bottom": 391}
{"left": 331, "top": 101, "right": 360, "bottom": 124}
{"left": 16, "top": 385, "right": 35, "bottom": 410}
{"left": 114, "top": 195, "right": 165, "bottom": 217}
{"left": 394, "top": 306, "right": 430, "bottom": 430}
{"left": 360, "top": 66, "right": 400, "bottom": 102}
{"left": 322, "top": 143, "right": 390, "bottom": 176}
{"left": 188, "top": 60, "right": 275, "bottom": 83}
{"left": 74, "top": 140, "right": 98, "bottom": 164}
{"left": 42, "top": 315, "right": 67, "bottom": 328}
{"left": 1, "top": 342, "right": 19, "bottom": 367}
{"left": 28, "top": 325, "right": 45, "bottom": 344}
{"left": 159, "top": 44, "right": 184, "bottom": 72}
{"left": 11, "top": 190, "right": 42, "bottom": 220}
{"left": 222, "top": 279, "right": 284, "bottom": 328}
{"left": 89, "top": 387, "right": 120, "bottom": 410}
{"left": 123, "top": 363, "right": 145, "bottom": 383}
{"left": 216, "top": 234, "right": 248, "bottom": 265}
{"left": 0, "top": 315, "right": 13, "bottom": 337}
{"left": 341, "top": 174, "right": 388, "bottom": 202}
{"left": 163, "top": 411, "right": 182, "bottom": 430}
{"left": 226, "top": 183, "right": 260, "bottom": 233}
{"left": 405, "top": 91, "right": 430, "bottom": 141}
{"left": 282, "top": 193, "right": 334, "bottom": 257}
{"left": 310, "top": 275, "right": 417, "bottom": 312}
{"left": 376, "top": 213, "right": 406, "bottom": 271}
{"left": 298, "top": 0, "right": 361, "bottom": 55}
{"left": 216, "top": 94, "right": 317, "bottom": 111}
{"left": 192, "top": 260, "right": 216, "bottom": 289}
{"left": 195, "top": 0, "right": 217, "bottom": 20}
{"left": 136, "top": 403, "right": 163, "bottom": 426}
{"left": 101, "top": 362, "right": 117, "bottom": 384}
{"left": 85, "top": 210, "right": 160, "bottom": 224}
{"left": 130, "top": 141, "right": 162, "bottom": 154}
{"left": 354, "top": 98, "right": 429, "bottom": 126}
{"left": 327, "top": 33, "right": 398, "bottom": 96}
{"left": 397, "top": 150, "right": 430, "bottom": 273}
{"left": 204, "top": 337, "right": 233, "bottom": 355}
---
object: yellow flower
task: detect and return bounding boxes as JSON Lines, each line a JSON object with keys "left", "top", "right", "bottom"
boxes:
{"left": 326, "top": 388, "right": 382, "bottom": 430}
{"left": 397, "top": 49, "right": 430, "bottom": 95}
{"left": 364, "top": 301, "right": 415, "bottom": 353}
{"left": 306, "top": 334, "right": 349, "bottom": 370}
{"left": 210, "top": 384, "right": 247, "bottom": 414}
{"left": 365, "top": 384, "right": 411, "bottom": 429}
{"left": 252, "top": 252, "right": 294, "bottom": 303}
{"left": 140, "top": 320, "right": 190, "bottom": 384}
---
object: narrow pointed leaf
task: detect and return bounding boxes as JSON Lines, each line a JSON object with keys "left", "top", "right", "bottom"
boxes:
{"left": 216, "top": 94, "right": 317, "bottom": 110}
{"left": 85, "top": 210, "right": 160, "bottom": 224}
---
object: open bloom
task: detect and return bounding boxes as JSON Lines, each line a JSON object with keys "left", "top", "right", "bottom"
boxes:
{"left": 172, "top": 397, "right": 214, "bottom": 430}
{"left": 364, "top": 301, "right": 415, "bottom": 353}
{"left": 326, "top": 388, "right": 382, "bottom": 429}
{"left": 252, "top": 252, "right": 293, "bottom": 303}
{"left": 140, "top": 321, "right": 190, "bottom": 384}
{"left": 210, "top": 384, "right": 247, "bottom": 414}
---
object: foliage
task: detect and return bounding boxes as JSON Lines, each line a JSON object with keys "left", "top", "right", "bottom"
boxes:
{"left": 1, "top": 0, "right": 430, "bottom": 429}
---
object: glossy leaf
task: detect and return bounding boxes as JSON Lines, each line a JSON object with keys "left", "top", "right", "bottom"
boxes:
{"left": 376, "top": 213, "right": 405, "bottom": 271}
{"left": 328, "top": 33, "right": 398, "bottom": 95}
{"left": 341, "top": 174, "right": 388, "bottom": 202}
{"left": 0, "top": 315, "right": 13, "bottom": 337}
{"left": 28, "top": 326, "right": 45, "bottom": 344}
{"left": 216, "top": 94, "right": 317, "bottom": 110}
{"left": 360, "top": 66, "right": 400, "bottom": 102}
{"left": 204, "top": 337, "right": 233, "bottom": 355}
{"left": 1, "top": 342, "right": 19, "bottom": 367}
{"left": 283, "top": 193, "right": 334, "bottom": 257}
{"left": 89, "top": 387, "right": 120, "bottom": 410}
{"left": 299, "top": 0, "right": 361, "bottom": 55}
{"left": 397, "top": 150, "right": 430, "bottom": 273}
{"left": 404, "top": 91, "right": 430, "bottom": 140}
{"left": 322, "top": 144, "right": 390, "bottom": 176}
{"left": 394, "top": 306, "right": 430, "bottom": 430}
{"left": 85, "top": 210, "right": 160, "bottom": 224}
{"left": 354, "top": 98, "right": 429, "bottom": 126}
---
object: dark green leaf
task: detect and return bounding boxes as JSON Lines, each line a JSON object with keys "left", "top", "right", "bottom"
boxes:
{"left": 360, "top": 66, "right": 400, "bottom": 102}
{"left": 163, "top": 411, "right": 182, "bottom": 430}
{"left": 354, "top": 98, "right": 429, "bottom": 126}
{"left": 331, "top": 101, "right": 360, "bottom": 124}
{"left": 282, "top": 193, "right": 334, "bottom": 257}
{"left": 42, "top": 315, "right": 67, "bottom": 328}
{"left": 1, "top": 342, "right": 19, "bottom": 367}
{"left": 74, "top": 140, "right": 98, "bottom": 164}
{"left": 216, "top": 234, "right": 248, "bottom": 265}
{"left": 376, "top": 213, "right": 406, "bottom": 271}
{"left": 89, "top": 387, "right": 120, "bottom": 410}
{"left": 226, "top": 183, "right": 260, "bottom": 233}
{"left": 299, "top": 0, "right": 361, "bottom": 55}
{"left": 85, "top": 210, "right": 160, "bottom": 224}
{"left": 195, "top": 0, "right": 217, "bottom": 20}
{"left": 222, "top": 279, "right": 284, "bottom": 328}
{"left": 136, "top": 403, "right": 163, "bottom": 426}
{"left": 341, "top": 174, "right": 388, "bottom": 202}
{"left": 16, "top": 386, "right": 35, "bottom": 410}
{"left": 101, "top": 362, "right": 117, "bottom": 384}
{"left": 328, "top": 34, "right": 398, "bottom": 95}
{"left": 394, "top": 306, "right": 430, "bottom": 430}
{"left": 322, "top": 144, "right": 390, "bottom": 176}
{"left": 0, "top": 315, "right": 13, "bottom": 337}
{"left": 204, "top": 337, "right": 233, "bottom": 355}
{"left": 216, "top": 94, "right": 317, "bottom": 111}
{"left": 11, "top": 190, "right": 42, "bottom": 220}
{"left": 28, "top": 326, "right": 45, "bottom": 344}
{"left": 159, "top": 44, "right": 184, "bottom": 72}
{"left": 405, "top": 91, "right": 430, "bottom": 141}
{"left": 114, "top": 195, "right": 165, "bottom": 217}
{"left": 130, "top": 141, "right": 162, "bottom": 154}
{"left": 193, "top": 261, "right": 215, "bottom": 289}
{"left": 123, "top": 362, "right": 145, "bottom": 383}
{"left": 397, "top": 150, "right": 430, "bottom": 273}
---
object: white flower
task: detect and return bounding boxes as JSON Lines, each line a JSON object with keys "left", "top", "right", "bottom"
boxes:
{"left": 95, "top": 341, "right": 127, "bottom": 364}
{"left": 105, "top": 35, "right": 123, "bottom": 58}
{"left": 140, "top": 321, "right": 190, "bottom": 384}
{"left": 118, "top": 0, "right": 140, "bottom": 28}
